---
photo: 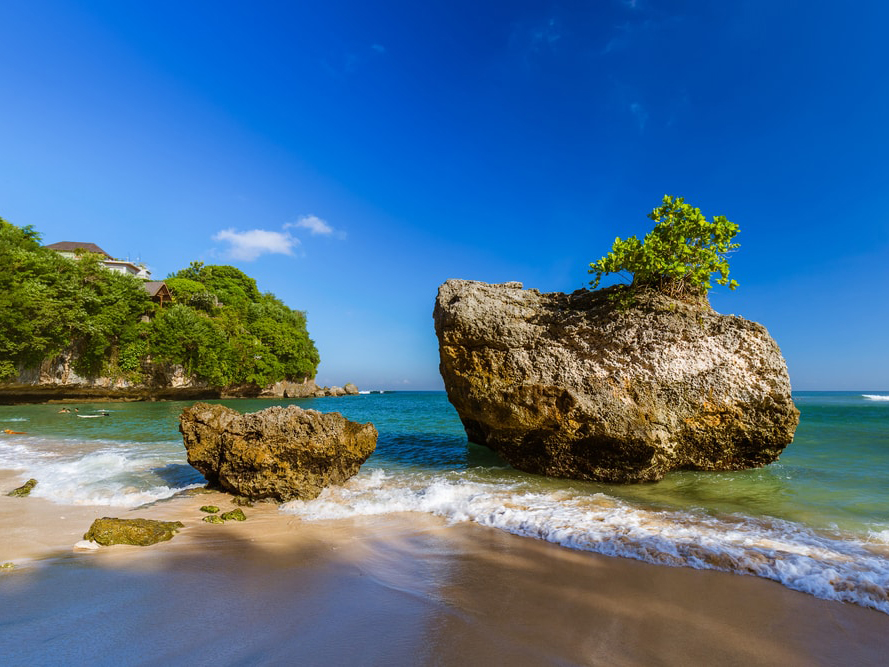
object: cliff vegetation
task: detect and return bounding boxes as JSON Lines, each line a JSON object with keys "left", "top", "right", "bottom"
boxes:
{"left": 0, "top": 217, "right": 319, "bottom": 388}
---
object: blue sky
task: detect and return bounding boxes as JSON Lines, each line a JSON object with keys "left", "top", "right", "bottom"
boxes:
{"left": 1, "top": 1, "right": 887, "bottom": 390}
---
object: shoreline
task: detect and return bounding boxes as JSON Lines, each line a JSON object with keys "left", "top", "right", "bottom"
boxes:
{"left": 0, "top": 383, "right": 359, "bottom": 405}
{"left": 3, "top": 472, "right": 889, "bottom": 665}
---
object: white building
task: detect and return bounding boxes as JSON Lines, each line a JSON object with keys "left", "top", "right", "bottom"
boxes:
{"left": 44, "top": 241, "right": 152, "bottom": 280}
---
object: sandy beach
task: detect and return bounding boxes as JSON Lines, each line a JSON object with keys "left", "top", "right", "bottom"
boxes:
{"left": 2, "top": 469, "right": 889, "bottom": 667}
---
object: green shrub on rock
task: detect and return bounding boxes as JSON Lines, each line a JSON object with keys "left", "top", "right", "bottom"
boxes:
{"left": 589, "top": 195, "right": 740, "bottom": 301}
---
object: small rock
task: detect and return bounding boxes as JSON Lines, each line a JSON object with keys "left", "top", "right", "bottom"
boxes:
{"left": 8, "top": 478, "right": 37, "bottom": 497}
{"left": 231, "top": 496, "right": 254, "bottom": 507}
{"left": 343, "top": 383, "right": 360, "bottom": 395}
{"left": 1, "top": 562, "right": 14, "bottom": 570}
{"left": 202, "top": 515, "right": 224, "bottom": 524}
{"left": 184, "top": 487, "right": 217, "bottom": 496}
{"left": 220, "top": 508, "right": 247, "bottom": 522}
{"left": 199, "top": 505, "right": 220, "bottom": 513}
{"left": 84, "top": 517, "right": 184, "bottom": 546}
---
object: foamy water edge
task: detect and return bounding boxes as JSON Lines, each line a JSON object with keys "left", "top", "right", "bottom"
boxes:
{"left": 283, "top": 469, "right": 889, "bottom": 615}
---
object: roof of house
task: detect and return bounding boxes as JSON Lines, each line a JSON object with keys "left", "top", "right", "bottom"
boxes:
{"left": 44, "top": 242, "right": 113, "bottom": 259}
{"left": 142, "top": 281, "right": 171, "bottom": 297}
{"left": 103, "top": 258, "right": 143, "bottom": 271}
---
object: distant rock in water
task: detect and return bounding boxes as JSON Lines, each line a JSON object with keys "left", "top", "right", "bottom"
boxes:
{"left": 434, "top": 280, "right": 799, "bottom": 483}
{"left": 84, "top": 517, "right": 184, "bottom": 546}
{"left": 179, "top": 403, "right": 378, "bottom": 502}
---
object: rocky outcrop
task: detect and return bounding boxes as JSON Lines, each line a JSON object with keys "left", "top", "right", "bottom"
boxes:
{"left": 16, "top": 351, "right": 204, "bottom": 390}
{"left": 258, "top": 379, "right": 319, "bottom": 399}
{"left": 84, "top": 517, "right": 184, "bottom": 546}
{"left": 0, "top": 373, "right": 359, "bottom": 405}
{"left": 7, "top": 478, "right": 37, "bottom": 497}
{"left": 179, "top": 403, "right": 378, "bottom": 501}
{"left": 434, "top": 280, "right": 799, "bottom": 483}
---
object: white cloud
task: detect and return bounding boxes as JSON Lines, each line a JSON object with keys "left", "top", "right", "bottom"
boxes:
{"left": 285, "top": 214, "right": 347, "bottom": 239}
{"left": 371, "top": 43, "right": 386, "bottom": 54}
{"left": 287, "top": 214, "right": 334, "bottom": 236}
{"left": 212, "top": 228, "right": 299, "bottom": 261}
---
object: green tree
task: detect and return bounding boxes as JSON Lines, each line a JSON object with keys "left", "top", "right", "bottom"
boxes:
{"left": 165, "top": 276, "right": 218, "bottom": 313}
{"left": 0, "top": 218, "right": 152, "bottom": 380}
{"left": 0, "top": 218, "right": 77, "bottom": 378}
{"left": 589, "top": 195, "right": 740, "bottom": 300}
{"left": 149, "top": 305, "right": 234, "bottom": 385}
{"left": 65, "top": 252, "right": 151, "bottom": 376}
{"left": 0, "top": 216, "right": 320, "bottom": 388}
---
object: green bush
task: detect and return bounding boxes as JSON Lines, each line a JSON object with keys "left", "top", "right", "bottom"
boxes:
{"left": 589, "top": 195, "right": 740, "bottom": 300}
{"left": 0, "top": 217, "right": 320, "bottom": 387}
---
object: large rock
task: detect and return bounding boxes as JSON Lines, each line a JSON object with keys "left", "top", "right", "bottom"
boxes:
{"left": 179, "top": 403, "right": 378, "bottom": 501}
{"left": 434, "top": 280, "right": 799, "bottom": 483}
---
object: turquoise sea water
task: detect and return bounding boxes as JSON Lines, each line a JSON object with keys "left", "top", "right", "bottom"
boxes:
{"left": 1, "top": 391, "right": 888, "bottom": 611}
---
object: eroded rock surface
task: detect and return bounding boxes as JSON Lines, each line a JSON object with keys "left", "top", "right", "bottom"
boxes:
{"left": 434, "top": 280, "right": 799, "bottom": 483}
{"left": 179, "top": 403, "right": 377, "bottom": 501}
{"left": 84, "top": 517, "right": 184, "bottom": 546}
{"left": 7, "top": 478, "right": 37, "bottom": 497}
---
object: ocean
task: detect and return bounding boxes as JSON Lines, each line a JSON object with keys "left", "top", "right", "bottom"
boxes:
{"left": 1, "top": 391, "right": 888, "bottom": 613}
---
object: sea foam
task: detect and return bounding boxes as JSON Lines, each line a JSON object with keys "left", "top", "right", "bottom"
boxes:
{"left": 0, "top": 437, "right": 201, "bottom": 507}
{"left": 862, "top": 394, "right": 889, "bottom": 401}
{"left": 282, "top": 469, "right": 889, "bottom": 614}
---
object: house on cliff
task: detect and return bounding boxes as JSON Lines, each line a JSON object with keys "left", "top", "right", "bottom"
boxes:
{"left": 142, "top": 281, "right": 172, "bottom": 306}
{"left": 44, "top": 241, "right": 153, "bottom": 280}
{"left": 45, "top": 241, "right": 171, "bottom": 312}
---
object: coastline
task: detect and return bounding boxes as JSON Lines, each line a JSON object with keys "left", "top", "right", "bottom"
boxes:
{"left": 3, "top": 471, "right": 889, "bottom": 665}
{"left": 0, "top": 380, "right": 356, "bottom": 405}
{"left": 0, "top": 384, "right": 225, "bottom": 405}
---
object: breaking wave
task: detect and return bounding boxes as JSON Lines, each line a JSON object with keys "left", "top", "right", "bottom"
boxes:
{"left": 282, "top": 469, "right": 889, "bottom": 614}
{"left": 0, "top": 436, "right": 202, "bottom": 507}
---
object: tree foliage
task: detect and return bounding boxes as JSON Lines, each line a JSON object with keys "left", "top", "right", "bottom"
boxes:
{"left": 0, "top": 217, "right": 319, "bottom": 387}
{"left": 163, "top": 263, "right": 320, "bottom": 385}
{"left": 589, "top": 195, "right": 740, "bottom": 300}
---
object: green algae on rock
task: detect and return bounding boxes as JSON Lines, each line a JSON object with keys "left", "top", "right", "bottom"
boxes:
{"left": 199, "top": 505, "right": 220, "bottom": 513}
{"left": 220, "top": 508, "right": 246, "bottom": 522}
{"left": 7, "top": 478, "right": 37, "bottom": 497}
{"left": 202, "top": 515, "right": 224, "bottom": 524}
{"left": 84, "top": 517, "right": 184, "bottom": 546}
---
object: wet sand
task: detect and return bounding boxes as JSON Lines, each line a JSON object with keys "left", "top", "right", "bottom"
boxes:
{"left": 2, "top": 473, "right": 889, "bottom": 666}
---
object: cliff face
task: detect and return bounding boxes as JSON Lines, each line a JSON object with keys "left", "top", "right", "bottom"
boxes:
{"left": 434, "top": 280, "right": 799, "bottom": 483}
{"left": 4, "top": 351, "right": 321, "bottom": 402}
{"left": 15, "top": 351, "right": 201, "bottom": 390}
